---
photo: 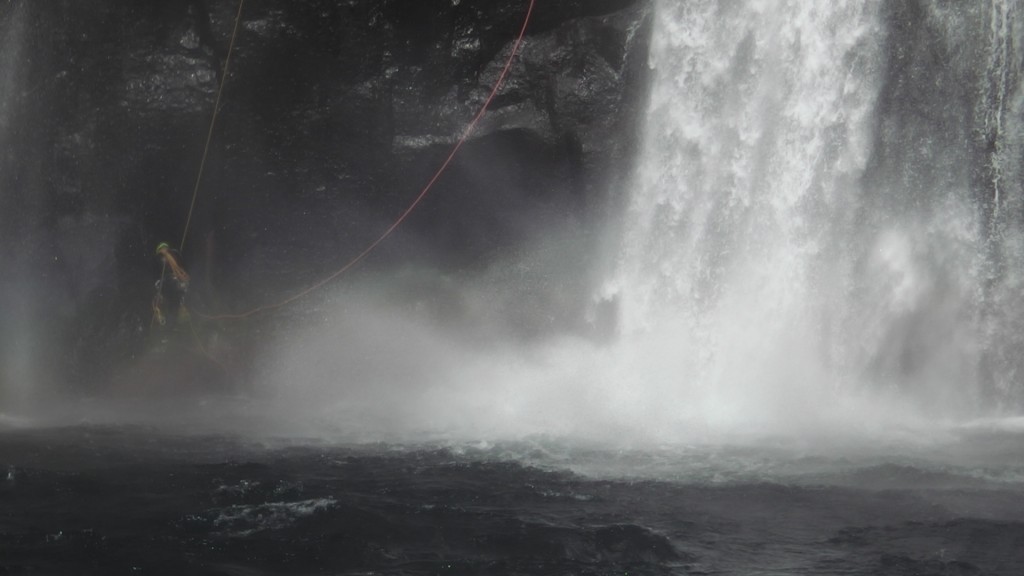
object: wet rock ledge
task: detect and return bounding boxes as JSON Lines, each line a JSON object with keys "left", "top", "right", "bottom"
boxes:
{"left": 0, "top": 0, "right": 652, "bottom": 391}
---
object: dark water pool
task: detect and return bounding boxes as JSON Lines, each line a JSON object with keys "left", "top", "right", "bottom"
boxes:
{"left": 2, "top": 425, "right": 1023, "bottom": 575}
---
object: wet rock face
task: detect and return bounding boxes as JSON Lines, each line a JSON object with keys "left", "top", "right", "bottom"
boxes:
{"left": 0, "top": 0, "right": 651, "bottom": 391}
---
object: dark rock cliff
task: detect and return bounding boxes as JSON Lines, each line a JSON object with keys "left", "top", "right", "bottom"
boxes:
{"left": 0, "top": 0, "right": 652, "bottom": 397}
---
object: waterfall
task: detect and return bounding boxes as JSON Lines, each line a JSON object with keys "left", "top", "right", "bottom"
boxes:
{"left": 979, "top": 0, "right": 1024, "bottom": 408}
{"left": 606, "top": 0, "right": 1024, "bottom": 429}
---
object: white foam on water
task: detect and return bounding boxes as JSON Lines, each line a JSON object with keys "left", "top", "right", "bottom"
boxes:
{"left": 210, "top": 497, "right": 337, "bottom": 537}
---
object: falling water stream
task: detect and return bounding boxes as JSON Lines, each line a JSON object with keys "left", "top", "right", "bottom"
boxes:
{"left": 599, "top": 0, "right": 1024, "bottom": 438}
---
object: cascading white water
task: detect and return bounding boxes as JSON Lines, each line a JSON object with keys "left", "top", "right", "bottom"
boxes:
{"left": 605, "top": 0, "right": 1024, "bottom": 431}
{"left": 980, "top": 0, "right": 1024, "bottom": 405}
{"left": 615, "top": 0, "right": 879, "bottom": 329}
{"left": 594, "top": 0, "right": 888, "bottom": 436}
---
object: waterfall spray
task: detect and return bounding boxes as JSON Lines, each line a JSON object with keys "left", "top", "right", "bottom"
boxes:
{"left": 604, "top": 0, "right": 887, "bottom": 432}
{"left": 605, "top": 0, "right": 1024, "bottom": 430}
{"left": 978, "top": 0, "right": 1024, "bottom": 406}
{"left": 257, "top": 0, "right": 1024, "bottom": 442}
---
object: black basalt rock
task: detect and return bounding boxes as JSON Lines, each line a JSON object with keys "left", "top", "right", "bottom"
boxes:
{"left": 0, "top": 0, "right": 652, "bottom": 395}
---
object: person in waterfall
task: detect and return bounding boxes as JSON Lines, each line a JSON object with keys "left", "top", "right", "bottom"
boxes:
{"left": 152, "top": 241, "right": 191, "bottom": 331}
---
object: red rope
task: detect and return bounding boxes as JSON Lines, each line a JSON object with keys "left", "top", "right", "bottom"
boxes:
{"left": 197, "top": 0, "right": 536, "bottom": 321}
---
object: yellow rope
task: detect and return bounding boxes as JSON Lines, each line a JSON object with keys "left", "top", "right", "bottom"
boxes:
{"left": 180, "top": 0, "right": 246, "bottom": 253}
{"left": 157, "top": 246, "right": 191, "bottom": 285}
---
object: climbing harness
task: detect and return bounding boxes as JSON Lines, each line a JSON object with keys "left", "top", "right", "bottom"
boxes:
{"left": 171, "top": 0, "right": 536, "bottom": 322}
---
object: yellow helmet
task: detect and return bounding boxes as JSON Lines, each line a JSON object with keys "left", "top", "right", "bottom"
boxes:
{"left": 155, "top": 242, "right": 171, "bottom": 256}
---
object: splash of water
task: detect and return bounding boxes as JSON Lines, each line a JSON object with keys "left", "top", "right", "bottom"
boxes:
{"left": 602, "top": 0, "right": 1024, "bottom": 435}
{"left": 979, "top": 0, "right": 1024, "bottom": 404}
{"left": 245, "top": 0, "right": 1024, "bottom": 445}
{"left": 596, "top": 0, "right": 893, "bottom": 436}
